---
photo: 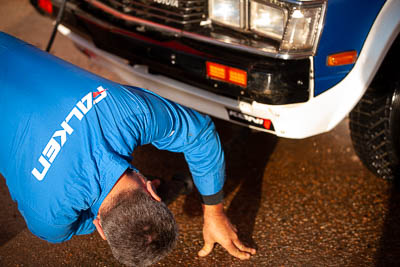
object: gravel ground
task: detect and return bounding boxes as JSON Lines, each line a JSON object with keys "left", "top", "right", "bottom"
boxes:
{"left": 1, "top": 1, "right": 399, "bottom": 266}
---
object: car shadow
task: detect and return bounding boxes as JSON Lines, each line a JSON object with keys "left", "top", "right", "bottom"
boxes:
{"left": 223, "top": 124, "right": 277, "bottom": 249}
{"left": 0, "top": 175, "right": 27, "bottom": 247}
{"left": 182, "top": 119, "right": 278, "bottom": 249}
{"left": 375, "top": 179, "right": 400, "bottom": 266}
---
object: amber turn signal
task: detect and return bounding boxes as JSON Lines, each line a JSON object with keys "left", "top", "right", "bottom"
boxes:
{"left": 327, "top": 51, "right": 358, "bottom": 66}
{"left": 206, "top": 61, "right": 247, "bottom": 87}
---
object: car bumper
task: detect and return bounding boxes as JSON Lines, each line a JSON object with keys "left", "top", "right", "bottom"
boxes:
{"left": 59, "top": 24, "right": 362, "bottom": 139}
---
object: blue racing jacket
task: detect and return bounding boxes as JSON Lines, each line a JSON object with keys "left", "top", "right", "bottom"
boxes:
{"left": 0, "top": 32, "right": 225, "bottom": 243}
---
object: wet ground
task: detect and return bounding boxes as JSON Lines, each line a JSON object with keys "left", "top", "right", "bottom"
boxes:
{"left": 1, "top": 1, "right": 400, "bottom": 266}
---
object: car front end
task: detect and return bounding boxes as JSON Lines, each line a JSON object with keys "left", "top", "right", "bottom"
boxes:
{"left": 31, "top": 0, "right": 397, "bottom": 138}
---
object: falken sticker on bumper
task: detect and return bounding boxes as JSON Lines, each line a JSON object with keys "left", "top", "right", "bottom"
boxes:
{"left": 227, "top": 109, "right": 274, "bottom": 131}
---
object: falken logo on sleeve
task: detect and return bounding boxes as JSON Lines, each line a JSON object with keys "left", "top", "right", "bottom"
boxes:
{"left": 31, "top": 86, "right": 108, "bottom": 181}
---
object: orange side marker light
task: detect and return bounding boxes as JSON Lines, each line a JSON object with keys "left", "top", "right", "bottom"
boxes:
{"left": 327, "top": 51, "right": 358, "bottom": 66}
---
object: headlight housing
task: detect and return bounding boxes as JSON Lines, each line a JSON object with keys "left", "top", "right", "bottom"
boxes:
{"left": 208, "top": 0, "right": 326, "bottom": 56}
{"left": 280, "top": 7, "right": 324, "bottom": 51}
{"left": 250, "top": 2, "right": 287, "bottom": 41}
{"left": 209, "top": 0, "right": 243, "bottom": 28}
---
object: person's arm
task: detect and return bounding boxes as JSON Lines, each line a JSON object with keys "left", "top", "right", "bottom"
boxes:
{"left": 134, "top": 87, "right": 226, "bottom": 201}
{"left": 131, "top": 87, "right": 256, "bottom": 258}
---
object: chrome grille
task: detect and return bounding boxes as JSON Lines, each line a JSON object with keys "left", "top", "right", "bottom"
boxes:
{"left": 99, "top": 0, "right": 207, "bottom": 27}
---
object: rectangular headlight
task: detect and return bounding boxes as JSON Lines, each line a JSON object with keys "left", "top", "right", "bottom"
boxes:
{"left": 209, "top": 0, "right": 242, "bottom": 28}
{"left": 250, "top": 2, "right": 287, "bottom": 41}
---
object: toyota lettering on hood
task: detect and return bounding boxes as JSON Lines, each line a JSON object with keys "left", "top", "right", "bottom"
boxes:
{"left": 153, "top": 0, "right": 179, "bottom": 8}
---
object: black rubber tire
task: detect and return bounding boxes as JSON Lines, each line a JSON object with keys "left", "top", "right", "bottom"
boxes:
{"left": 349, "top": 83, "right": 400, "bottom": 180}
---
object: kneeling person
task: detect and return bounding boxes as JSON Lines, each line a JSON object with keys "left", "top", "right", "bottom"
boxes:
{"left": 0, "top": 32, "right": 255, "bottom": 266}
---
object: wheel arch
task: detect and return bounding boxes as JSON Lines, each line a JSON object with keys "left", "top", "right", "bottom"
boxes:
{"left": 369, "top": 33, "right": 400, "bottom": 92}
{"left": 322, "top": 0, "right": 400, "bottom": 133}
{"left": 356, "top": 0, "right": 400, "bottom": 93}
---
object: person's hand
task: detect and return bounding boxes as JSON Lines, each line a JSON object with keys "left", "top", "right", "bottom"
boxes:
{"left": 198, "top": 203, "right": 256, "bottom": 259}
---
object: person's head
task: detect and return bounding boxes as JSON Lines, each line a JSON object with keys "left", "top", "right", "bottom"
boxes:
{"left": 94, "top": 170, "right": 178, "bottom": 267}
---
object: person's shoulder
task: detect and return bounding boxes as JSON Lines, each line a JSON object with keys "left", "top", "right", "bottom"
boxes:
{"left": 18, "top": 202, "right": 77, "bottom": 243}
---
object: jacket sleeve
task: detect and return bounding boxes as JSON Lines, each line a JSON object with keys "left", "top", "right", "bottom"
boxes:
{"left": 131, "top": 87, "right": 226, "bottom": 204}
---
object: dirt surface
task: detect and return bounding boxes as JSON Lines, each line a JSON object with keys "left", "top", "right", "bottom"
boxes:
{"left": 1, "top": 1, "right": 399, "bottom": 266}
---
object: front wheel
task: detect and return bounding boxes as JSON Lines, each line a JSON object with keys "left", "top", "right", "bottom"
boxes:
{"left": 349, "top": 83, "right": 400, "bottom": 180}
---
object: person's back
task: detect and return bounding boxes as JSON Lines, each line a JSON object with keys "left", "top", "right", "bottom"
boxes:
{"left": 0, "top": 32, "right": 146, "bottom": 242}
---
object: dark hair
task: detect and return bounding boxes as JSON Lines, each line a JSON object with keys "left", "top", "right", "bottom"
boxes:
{"left": 101, "top": 188, "right": 178, "bottom": 266}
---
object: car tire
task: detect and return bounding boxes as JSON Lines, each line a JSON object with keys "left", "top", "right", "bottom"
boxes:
{"left": 349, "top": 83, "right": 400, "bottom": 180}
